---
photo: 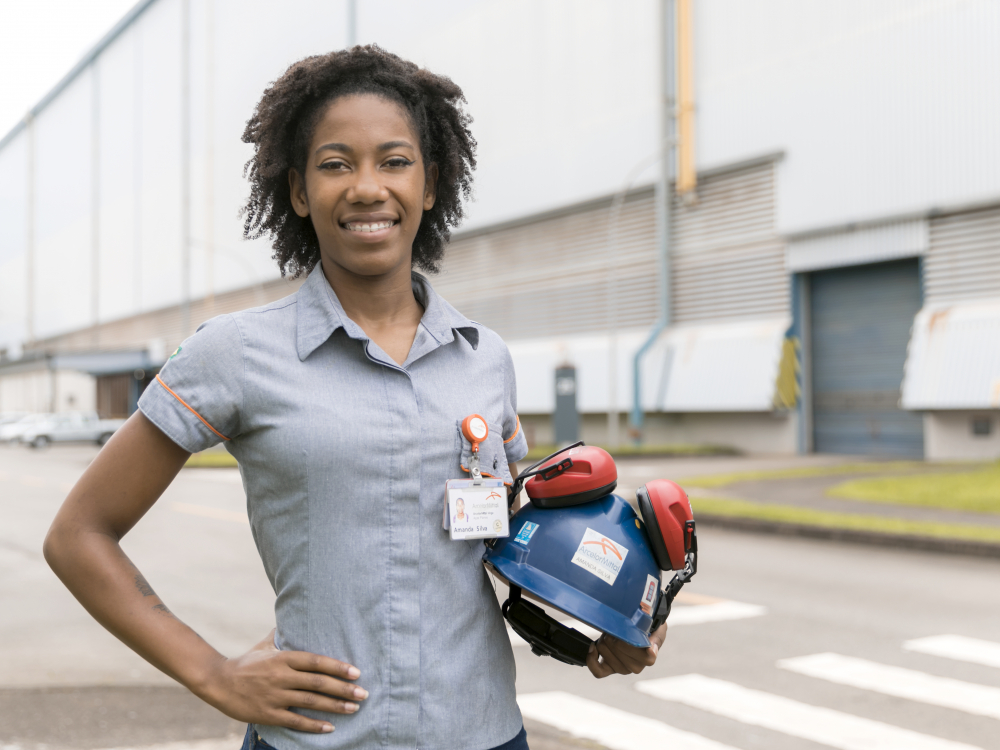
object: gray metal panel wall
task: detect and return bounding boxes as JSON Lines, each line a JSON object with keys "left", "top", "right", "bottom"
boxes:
{"left": 24, "top": 276, "right": 303, "bottom": 356}
{"left": 925, "top": 207, "right": 1000, "bottom": 305}
{"left": 671, "top": 162, "right": 788, "bottom": 323}
{"left": 434, "top": 190, "right": 658, "bottom": 340}
{"left": 810, "top": 259, "right": 924, "bottom": 457}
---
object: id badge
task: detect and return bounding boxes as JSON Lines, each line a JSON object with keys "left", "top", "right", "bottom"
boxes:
{"left": 443, "top": 478, "right": 509, "bottom": 541}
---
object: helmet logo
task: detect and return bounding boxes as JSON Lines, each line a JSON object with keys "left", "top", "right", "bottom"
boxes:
{"left": 583, "top": 537, "right": 624, "bottom": 560}
{"left": 571, "top": 527, "right": 630, "bottom": 585}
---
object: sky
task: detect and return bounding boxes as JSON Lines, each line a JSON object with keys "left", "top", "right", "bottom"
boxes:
{"left": 0, "top": 0, "right": 138, "bottom": 138}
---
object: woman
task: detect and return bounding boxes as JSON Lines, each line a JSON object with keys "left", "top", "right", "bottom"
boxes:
{"left": 44, "top": 46, "right": 665, "bottom": 750}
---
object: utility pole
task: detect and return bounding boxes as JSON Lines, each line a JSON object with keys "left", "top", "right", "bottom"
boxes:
{"left": 26, "top": 114, "right": 36, "bottom": 345}
{"left": 205, "top": 0, "right": 215, "bottom": 313}
{"left": 347, "top": 0, "right": 357, "bottom": 47}
{"left": 133, "top": 26, "right": 143, "bottom": 313}
{"left": 91, "top": 62, "right": 101, "bottom": 348}
{"left": 180, "top": 0, "right": 191, "bottom": 338}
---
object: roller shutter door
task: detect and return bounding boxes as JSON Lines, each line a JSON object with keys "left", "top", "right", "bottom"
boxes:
{"left": 810, "top": 259, "right": 924, "bottom": 457}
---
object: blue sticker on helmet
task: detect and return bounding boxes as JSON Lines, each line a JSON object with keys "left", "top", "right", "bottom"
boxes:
{"left": 513, "top": 521, "right": 539, "bottom": 545}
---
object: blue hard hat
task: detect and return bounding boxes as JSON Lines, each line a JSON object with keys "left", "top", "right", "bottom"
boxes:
{"left": 484, "top": 492, "right": 662, "bottom": 650}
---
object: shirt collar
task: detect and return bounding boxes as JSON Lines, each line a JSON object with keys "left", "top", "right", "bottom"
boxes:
{"left": 296, "top": 263, "right": 479, "bottom": 361}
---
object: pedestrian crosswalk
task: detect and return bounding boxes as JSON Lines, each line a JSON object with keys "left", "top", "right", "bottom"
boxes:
{"left": 778, "top": 652, "right": 1000, "bottom": 720}
{"left": 904, "top": 634, "right": 1000, "bottom": 669}
{"left": 635, "top": 674, "right": 980, "bottom": 750}
{"left": 518, "top": 692, "right": 739, "bottom": 750}
{"left": 517, "top": 630, "right": 1000, "bottom": 750}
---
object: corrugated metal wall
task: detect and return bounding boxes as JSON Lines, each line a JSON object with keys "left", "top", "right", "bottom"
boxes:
{"left": 434, "top": 189, "right": 658, "bottom": 340}
{"left": 925, "top": 206, "right": 1000, "bottom": 305}
{"left": 436, "top": 160, "right": 789, "bottom": 341}
{"left": 810, "top": 259, "right": 924, "bottom": 457}
{"left": 25, "top": 276, "right": 303, "bottom": 355}
{"left": 671, "top": 161, "right": 787, "bottom": 323}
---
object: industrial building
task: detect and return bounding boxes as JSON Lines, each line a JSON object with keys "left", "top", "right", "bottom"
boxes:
{"left": 1, "top": 0, "right": 998, "bottom": 458}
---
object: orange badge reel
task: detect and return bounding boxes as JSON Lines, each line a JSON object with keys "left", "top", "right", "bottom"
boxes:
{"left": 443, "top": 414, "right": 509, "bottom": 541}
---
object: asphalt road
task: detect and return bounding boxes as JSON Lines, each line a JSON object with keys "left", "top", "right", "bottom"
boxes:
{"left": 2, "top": 444, "right": 999, "bottom": 750}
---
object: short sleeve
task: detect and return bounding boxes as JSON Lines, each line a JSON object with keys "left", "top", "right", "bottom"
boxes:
{"left": 138, "top": 314, "right": 244, "bottom": 453}
{"left": 500, "top": 345, "right": 528, "bottom": 464}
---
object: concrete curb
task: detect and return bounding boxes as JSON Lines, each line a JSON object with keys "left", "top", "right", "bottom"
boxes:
{"left": 696, "top": 513, "right": 1000, "bottom": 559}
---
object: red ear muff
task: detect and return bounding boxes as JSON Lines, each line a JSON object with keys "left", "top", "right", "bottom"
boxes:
{"left": 525, "top": 445, "right": 617, "bottom": 508}
{"left": 637, "top": 480, "right": 694, "bottom": 571}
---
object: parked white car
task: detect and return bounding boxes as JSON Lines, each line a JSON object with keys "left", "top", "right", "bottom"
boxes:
{"left": 0, "top": 413, "right": 51, "bottom": 444}
{"left": 20, "top": 412, "right": 126, "bottom": 449}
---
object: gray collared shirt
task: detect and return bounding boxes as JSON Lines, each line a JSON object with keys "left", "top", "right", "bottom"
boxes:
{"left": 139, "top": 266, "right": 528, "bottom": 750}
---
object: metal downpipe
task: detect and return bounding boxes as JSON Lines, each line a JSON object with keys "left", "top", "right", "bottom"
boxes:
{"left": 631, "top": 0, "right": 676, "bottom": 438}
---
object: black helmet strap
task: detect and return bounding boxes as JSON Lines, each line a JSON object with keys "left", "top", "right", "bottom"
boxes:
{"left": 651, "top": 527, "right": 698, "bottom": 632}
{"left": 501, "top": 586, "right": 594, "bottom": 667}
{"left": 508, "top": 441, "right": 585, "bottom": 504}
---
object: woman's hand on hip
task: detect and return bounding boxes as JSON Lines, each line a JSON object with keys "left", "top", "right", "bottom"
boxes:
{"left": 585, "top": 622, "right": 667, "bottom": 678}
{"left": 199, "top": 629, "right": 368, "bottom": 734}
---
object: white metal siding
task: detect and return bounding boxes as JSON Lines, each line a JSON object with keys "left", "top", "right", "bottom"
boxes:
{"left": 786, "top": 219, "right": 928, "bottom": 273}
{"left": 925, "top": 207, "right": 1000, "bottom": 305}
{"left": 671, "top": 162, "right": 787, "bottom": 323}
{"left": 902, "top": 301, "right": 1000, "bottom": 410}
{"left": 434, "top": 190, "right": 658, "bottom": 340}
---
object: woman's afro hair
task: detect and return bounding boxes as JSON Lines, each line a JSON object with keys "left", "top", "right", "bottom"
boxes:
{"left": 241, "top": 45, "right": 476, "bottom": 277}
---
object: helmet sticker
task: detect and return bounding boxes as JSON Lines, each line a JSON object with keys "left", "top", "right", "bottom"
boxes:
{"left": 571, "top": 527, "right": 630, "bottom": 585}
{"left": 640, "top": 574, "right": 659, "bottom": 615}
{"left": 513, "top": 521, "right": 539, "bottom": 545}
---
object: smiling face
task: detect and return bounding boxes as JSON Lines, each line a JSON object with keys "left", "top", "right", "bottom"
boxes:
{"left": 289, "top": 94, "right": 437, "bottom": 280}
{"left": 456, "top": 498, "right": 465, "bottom": 515}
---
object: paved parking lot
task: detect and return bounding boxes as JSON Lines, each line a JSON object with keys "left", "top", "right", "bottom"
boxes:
{"left": 3, "top": 444, "right": 999, "bottom": 749}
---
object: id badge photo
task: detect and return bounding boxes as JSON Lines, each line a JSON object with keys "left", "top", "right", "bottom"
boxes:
{"left": 443, "top": 478, "right": 509, "bottom": 541}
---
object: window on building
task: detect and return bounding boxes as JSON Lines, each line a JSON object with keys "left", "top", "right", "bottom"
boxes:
{"left": 970, "top": 416, "right": 993, "bottom": 436}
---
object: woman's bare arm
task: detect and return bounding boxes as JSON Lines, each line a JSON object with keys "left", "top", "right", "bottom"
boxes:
{"left": 43, "top": 411, "right": 366, "bottom": 733}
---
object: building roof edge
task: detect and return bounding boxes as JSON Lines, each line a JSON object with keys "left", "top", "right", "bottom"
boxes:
{"left": 0, "top": 0, "right": 159, "bottom": 152}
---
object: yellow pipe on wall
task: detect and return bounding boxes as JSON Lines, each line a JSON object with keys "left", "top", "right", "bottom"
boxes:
{"left": 677, "top": 0, "right": 696, "bottom": 195}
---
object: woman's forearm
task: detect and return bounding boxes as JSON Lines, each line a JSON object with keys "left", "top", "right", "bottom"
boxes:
{"left": 43, "top": 412, "right": 223, "bottom": 697}
{"left": 43, "top": 523, "right": 225, "bottom": 695}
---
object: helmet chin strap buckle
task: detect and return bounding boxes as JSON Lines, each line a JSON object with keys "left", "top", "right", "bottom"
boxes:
{"left": 652, "top": 524, "right": 698, "bottom": 632}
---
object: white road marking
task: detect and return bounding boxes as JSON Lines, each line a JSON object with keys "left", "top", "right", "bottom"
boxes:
{"left": 636, "top": 674, "right": 982, "bottom": 750}
{"left": 517, "top": 691, "right": 739, "bottom": 750}
{"left": 508, "top": 601, "right": 766, "bottom": 646}
{"left": 668, "top": 601, "right": 767, "bottom": 625}
{"left": 904, "top": 635, "right": 1000, "bottom": 669}
{"left": 779, "top": 652, "right": 1000, "bottom": 720}
{"left": 171, "top": 502, "right": 248, "bottom": 524}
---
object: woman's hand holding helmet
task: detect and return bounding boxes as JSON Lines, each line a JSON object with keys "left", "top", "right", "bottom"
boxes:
{"left": 197, "top": 629, "right": 368, "bottom": 734}
{"left": 586, "top": 622, "right": 667, "bottom": 678}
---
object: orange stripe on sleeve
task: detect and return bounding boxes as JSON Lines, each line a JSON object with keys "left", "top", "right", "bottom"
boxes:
{"left": 503, "top": 415, "right": 521, "bottom": 444}
{"left": 155, "top": 374, "right": 230, "bottom": 441}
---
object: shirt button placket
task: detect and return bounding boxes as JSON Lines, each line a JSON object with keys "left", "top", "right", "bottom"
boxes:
{"left": 384, "top": 368, "right": 422, "bottom": 749}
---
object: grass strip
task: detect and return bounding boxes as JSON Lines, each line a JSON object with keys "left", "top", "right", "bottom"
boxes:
{"left": 680, "top": 461, "right": 983, "bottom": 489}
{"left": 827, "top": 466, "right": 1000, "bottom": 514}
{"left": 524, "top": 443, "right": 736, "bottom": 461}
{"left": 185, "top": 451, "right": 238, "bottom": 468}
{"left": 690, "top": 496, "right": 1000, "bottom": 544}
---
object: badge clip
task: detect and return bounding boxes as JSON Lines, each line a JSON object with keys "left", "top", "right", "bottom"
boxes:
{"left": 461, "top": 414, "right": 489, "bottom": 485}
